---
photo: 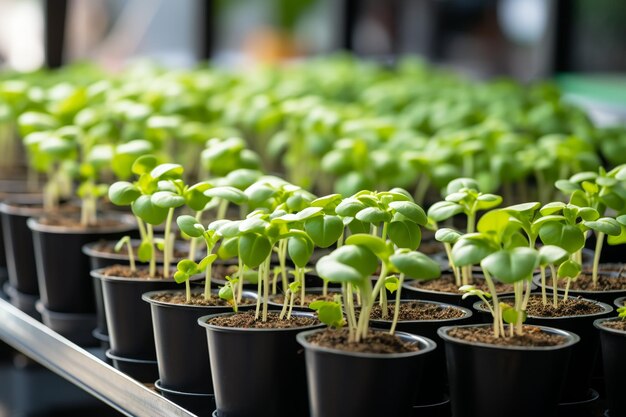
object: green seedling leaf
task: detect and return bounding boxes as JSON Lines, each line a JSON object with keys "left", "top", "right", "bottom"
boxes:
{"left": 296, "top": 206, "right": 324, "bottom": 221}
{"left": 335, "top": 198, "right": 367, "bottom": 217}
{"left": 345, "top": 234, "right": 391, "bottom": 259}
{"left": 435, "top": 228, "right": 462, "bottom": 244}
{"left": 558, "top": 259, "right": 582, "bottom": 280}
{"left": 451, "top": 235, "right": 498, "bottom": 267}
{"left": 132, "top": 155, "right": 158, "bottom": 175}
{"left": 198, "top": 254, "right": 218, "bottom": 271}
{"left": 539, "top": 223, "right": 585, "bottom": 253}
{"left": 288, "top": 235, "right": 314, "bottom": 268}
{"left": 114, "top": 236, "right": 131, "bottom": 253}
{"left": 219, "top": 285, "right": 234, "bottom": 302}
{"left": 583, "top": 217, "right": 621, "bottom": 236}
{"left": 538, "top": 245, "right": 569, "bottom": 267}
{"left": 217, "top": 237, "right": 239, "bottom": 259}
{"left": 477, "top": 209, "right": 510, "bottom": 235}
{"left": 316, "top": 245, "right": 378, "bottom": 285}
{"left": 137, "top": 240, "right": 153, "bottom": 262}
{"left": 310, "top": 194, "right": 342, "bottom": 208}
{"left": 481, "top": 248, "right": 539, "bottom": 284}
{"left": 388, "top": 201, "right": 427, "bottom": 225}
{"left": 150, "top": 163, "right": 184, "bottom": 180}
{"left": 355, "top": 207, "right": 392, "bottom": 224}
{"left": 389, "top": 250, "right": 440, "bottom": 280}
{"left": 475, "top": 193, "right": 503, "bottom": 211}
{"left": 459, "top": 285, "right": 491, "bottom": 300}
{"left": 204, "top": 186, "right": 247, "bottom": 205}
{"left": 239, "top": 217, "right": 269, "bottom": 234}
{"left": 540, "top": 202, "right": 566, "bottom": 216}
{"left": 108, "top": 181, "right": 140, "bottom": 206}
{"left": 427, "top": 201, "right": 464, "bottom": 222}
{"left": 132, "top": 195, "right": 169, "bottom": 225}
{"left": 151, "top": 191, "right": 186, "bottom": 209}
{"left": 388, "top": 220, "right": 422, "bottom": 249}
{"left": 304, "top": 215, "right": 343, "bottom": 248}
{"left": 502, "top": 304, "right": 526, "bottom": 325}
{"left": 238, "top": 233, "right": 272, "bottom": 268}
{"left": 177, "top": 215, "right": 204, "bottom": 238}
{"left": 309, "top": 300, "right": 344, "bottom": 328}
{"left": 446, "top": 178, "right": 479, "bottom": 194}
{"left": 384, "top": 276, "right": 400, "bottom": 293}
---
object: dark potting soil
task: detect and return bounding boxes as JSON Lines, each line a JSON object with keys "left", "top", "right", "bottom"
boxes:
{"left": 369, "top": 302, "right": 466, "bottom": 321}
{"left": 99, "top": 265, "right": 173, "bottom": 280}
{"left": 151, "top": 292, "right": 255, "bottom": 307}
{"left": 556, "top": 273, "right": 626, "bottom": 291}
{"left": 270, "top": 292, "right": 338, "bottom": 306}
{"left": 419, "top": 241, "right": 444, "bottom": 255}
{"left": 90, "top": 240, "right": 191, "bottom": 260}
{"left": 39, "top": 215, "right": 126, "bottom": 229}
{"left": 583, "top": 264, "right": 625, "bottom": 274}
{"left": 525, "top": 295, "right": 604, "bottom": 317}
{"left": 205, "top": 311, "right": 318, "bottom": 329}
{"left": 600, "top": 319, "right": 626, "bottom": 332}
{"left": 410, "top": 274, "right": 514, "bottom": 294}
{"left": 447, "top": 326, "right": 567, "bottom": 347}
{"left": 307, "top": 328, "right": 419, "bottom": 354}
{"left": 212, "top": 263, "right": 239, "bottom": 281}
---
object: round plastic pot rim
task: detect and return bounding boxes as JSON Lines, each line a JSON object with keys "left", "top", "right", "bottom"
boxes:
{"left": 368, "top": 299, "right": 473, "bottom": 324}
{"left": 92, "top": 328, "right": 109, "bottom": 342}
{"left": 154, "top": 379, "right": 213, "bottom": 397}
{"left": 437, "top": 323, "right": 580, "bottom": 351}
{"left": 593, "top": 317, "right": 626, "bottom": 336}
{"left": 26, "top": 214, "right": 136, "bottom": 235}
{"left": 35, "top": 300, "right": 96, "bottom": 320}
{"left": 105, "top": 349, "right": 158, "bottom": 364}
{"left": 533, "top": 269, "right": 625, "bottom": 295}
{"left": 197, "top": 310, "right": 322, "bottom": 333}
{"left": 296, "top": 327, "right": 437, "bottom": 359}
{"left": 0, "top": 196, "right": 46, "bottom": 216}
{"left": 142, "top": 289, "right": 257, "bottom": 310}
{"left": 401, "top": 277, "right": 519, "bottom": 298}
{"left": 615, "top": 296, "right": 625, "bottom": 308}
{"left": 90, "top": 267, "right": 198, "bottom": 284}
{"left": 472, "top": 296, "right": 613, "bottom": 320}
{"left": 82, "top": 239, "right": 195, "bottom": 261}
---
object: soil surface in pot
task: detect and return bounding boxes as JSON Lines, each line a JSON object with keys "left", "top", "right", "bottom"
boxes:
{"left": 409, "top": 274, "right": 514, "bottom": 294}
{"left": 205, "top": 311, "right": 318, "bottom": 329}
{"left": 369, "top": 302, "right": 466, "bottom": 321}
{"left": 525, "top": 295, "right": 605, "bottom": 317}
{"left": 38, "top": 215, "right": 126, "bottom": 229}
{"left": 213, "top": 264, "right": 239, "bottom": 281}
{"left": 582, "top": 263, "right": 625, "bottom": 274}
{"left": 89, "top": 241, "right": 190, "bottom": 260}
{"left": 555, "top": 273, "right": 626, "bottom": 291}
{"left": 270, "top": 292, "right": 338, "bottom": 306}
{"left": 599, "top": 319, "right": 626, "bottom": 331}
{"left": 306, "top": 328, "right": 419, "bottom": 353}
{"left": 100, "top": 265, "right": 173, "bottom": 280}
{"left": 447, "top": 326, "right": 566, "bottom": 347}
{"left": 419, "top": 241, "right": 444, "bottom": 255}
{"left": 150, "top": 292, "right": 255, "bottom": 307}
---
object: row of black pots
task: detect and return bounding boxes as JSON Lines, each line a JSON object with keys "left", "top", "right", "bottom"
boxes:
{"left": 594, "top": 316, "right": 626, "bottom": 417}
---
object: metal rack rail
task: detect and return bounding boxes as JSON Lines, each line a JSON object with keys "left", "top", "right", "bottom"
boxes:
{"left": 0, "top": 296, "right": 196, "bottom": 417}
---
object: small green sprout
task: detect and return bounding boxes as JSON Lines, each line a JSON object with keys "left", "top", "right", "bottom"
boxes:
{"left": 309, "top": 298, "right": 345, "bottom": 329}
{"left": 219, "top": 275, "right": 239, "bottom": 312}
{"left": 618, "top": 306, "right": 626, "bottom": 320}
{"left": 279, "top": 281, "right": 301, "bottom": 320}
{"left": 114, "top": 236, "right": 136, "bottom": 273}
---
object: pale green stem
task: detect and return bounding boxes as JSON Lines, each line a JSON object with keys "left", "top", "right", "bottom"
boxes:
{"left": 550, "top": 264, "right": 558, "bottom": 308}
{"left": 381, "top": 222, "right": 388, "bottom": 241}
{"left": 217, "top": 199, "right": 228, "bottom": 220}
{"left": 356, "top": 279, "right": 374, "bottom": 342}
{"left": 300, "top": 268, "right": 306, "bottom": 307}
{"left": 147, "top": 225, "right": 156, "bottom": 278}
{"left": 592, "top": 232, "right": 604, "bottom": 288}
{"left": 389, "top": 274, "right": 405, "bottom": 335}
{"left": 126, "top": 240, "right": 136, "bottom": 273}
{"left": 287, "top": 290, "right": 296, "bottom": 319}
{"left": 255, "top": 264, "right": 263, "bottom": 320}
{"left": 482, "top": 269, "right": 500, "bottom": 338}
{"left": 262, "top": 256, "right": 271, "bottom": 322}
{"left": 444, "top": 242, "right": 461, "bottom": 286}
{"left": 236, "top": 258, "right": 244, "bottom": 303}
{"left": 322, "top": 279, "right": 328, "bottom": 296}
{"left": 279, "top": 240, "right": 288, "bottom": 293}
{"left": 279, "top": 289, "right": 290, "bottom": 320}
{"left": 136, "top": 217, "right": 147, "bottom": 241}
{"left": 343, "top": 283, "right": 356, "bottom": 341}
{"left": 564, "top": 278, "right": 572, "bottom": 301}
{"left": 185, "top": 280, "right": 191, "bottom": 304}
{"left": 163, "top": 208, "right": 175, "bottom": 278}
{"left": 540, "top": 266, "right": 547, "bottom": 305}
{"left": 413, "top": 175, "right": 431, "bottom": 205}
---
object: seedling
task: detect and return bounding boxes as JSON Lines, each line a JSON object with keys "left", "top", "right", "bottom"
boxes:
{"left": 219, "top": 276, "right": 239, "bottom": 312}
{"left": 309, "top": 297, "right": 345, "bottom": 329}
{"left": 279, "top": 281, "right": 301, "bottom": 320}
{"left": 115, "top": 236, "right": 136, "bottom": 273}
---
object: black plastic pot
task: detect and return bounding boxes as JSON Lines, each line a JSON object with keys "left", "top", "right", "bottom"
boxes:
{"left": 613, "top": 296, "right": 625, "bottom": 309}
{"left": 27, "top": 215, "right": 135, "bottom": 314}
{"left": 473, "top": 296, "right": 612, "bottom": 403}
{"left": 369, "top": 300, "right": 472, "bottom": 405}
{"left": 297, "top": 328, "right": 437, "bottom": 417}
{"left": 412, "top": 396, "right": 451, "bottom": 417}
{"left": 533, "top": 268, "right": 626, "bottom": 305}
{"left": 35, "top": 301, "right": 98, "bottom": 346}
{"left": 92, "top": 267, "right": 180, "bottom": 380}
{"left": 3, "top": 282, "right": 39, "bottom": 318}
{"left": 155, "top": 379, "right": 216, "bottom": 417}
{"left": 198, "top": 311, "right": 323, "bottom": 417}
{"left": 594, "top": 318, "right": 626, "bottom": 417}
{"left": 83, "top": 239, "right": 192, "bottom": 343}
{"left": 143, "top": 289, "right": 257, "bottom": 395}
{"left": 105, "top": 349, "right": 159, "bottom": 383}
{"left": 0, "top": 197, "right": 45, "bottom": 315}
{"left": 438, "top": 324, "right": 579, "bottom": 417}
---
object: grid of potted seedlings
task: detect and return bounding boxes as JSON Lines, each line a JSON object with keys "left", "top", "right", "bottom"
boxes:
{"left": 0, "top": 58, "right": 624, "bottom": 417}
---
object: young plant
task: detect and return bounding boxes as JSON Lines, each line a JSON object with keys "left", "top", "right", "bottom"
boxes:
{"left": 309, "top": 297, "right": 345, "bottom": 329}
{"left": 219, "top": 275, "right": 239, "bottom": 312}
{"left": 115, "top": 236, "right": 136, "bottom": 273}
